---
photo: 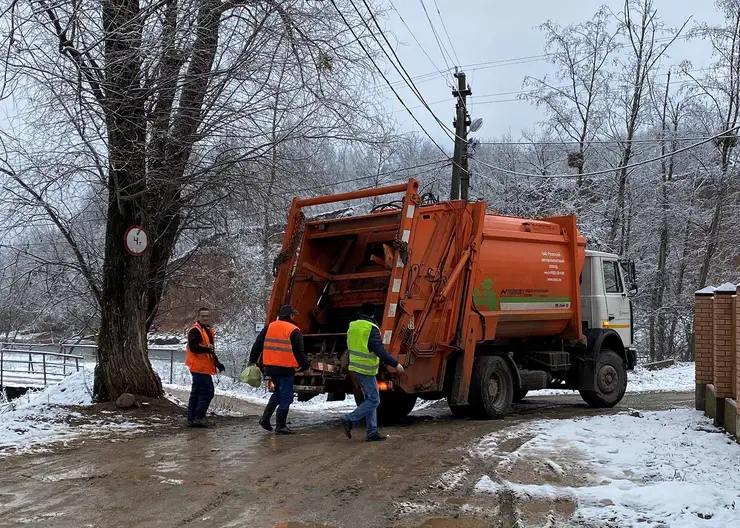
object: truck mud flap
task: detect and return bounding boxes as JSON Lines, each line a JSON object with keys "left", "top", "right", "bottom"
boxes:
{"left": 573, "top": 357, "right": 597, "bottom": 391}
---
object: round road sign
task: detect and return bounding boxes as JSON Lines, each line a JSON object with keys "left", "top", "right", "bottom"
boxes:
{"left": 124, "top": 225, "right": 149, "bottom": 256}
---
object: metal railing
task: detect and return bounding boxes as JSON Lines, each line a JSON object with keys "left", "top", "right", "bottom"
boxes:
{"left": 0, "top": 341, "right": 184, "bottom": 385}
{"left": 0, "top": 348, "right": 83, "bottom": 388}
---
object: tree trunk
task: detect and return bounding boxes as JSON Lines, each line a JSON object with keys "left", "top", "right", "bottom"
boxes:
{"left": 94, "top": 211, "right": 162, "bottom": 400}
{"left": 94, "top": 0, "right": 162, "bottom": 400}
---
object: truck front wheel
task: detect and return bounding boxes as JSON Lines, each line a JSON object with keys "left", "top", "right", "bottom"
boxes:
{"left": 469, "top": 356, "right": 514, "bottom": 419}
{"left": 579, "top": 349, "right": 627, "bottom": 408}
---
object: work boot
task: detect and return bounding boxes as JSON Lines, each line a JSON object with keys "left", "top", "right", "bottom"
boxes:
{"left": 259, "top": 400, "right": 278, "bottom": 431}
{"left": 366, "top": 432, "right": 388, "bottom": 442}
{"left": 340, "top": 417, "right": 353, "bottom": 439}
{"left": 275, "top": 409, "right": 295, "bottom": 435}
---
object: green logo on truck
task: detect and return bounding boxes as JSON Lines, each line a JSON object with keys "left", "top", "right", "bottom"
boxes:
{"left": 473, "top": 278, "right": 498, "bottom": 310}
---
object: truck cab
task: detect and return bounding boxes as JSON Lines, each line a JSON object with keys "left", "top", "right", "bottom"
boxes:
{"left": 581, "top": 250, "right": 637, "bottom": 369}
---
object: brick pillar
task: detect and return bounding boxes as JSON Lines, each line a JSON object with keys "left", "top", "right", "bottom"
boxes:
{"left": 736, "top": 285, "right": 740, "bottom": 438}
{"left": 694, "top": 287, "right": 715, "bottom": 411}
{"left": 712, "top": 283, "right": 736, "bottom": 427}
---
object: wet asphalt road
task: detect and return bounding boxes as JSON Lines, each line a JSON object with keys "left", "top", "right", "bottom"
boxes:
{"left": 0, "top": 391, "right": 694, "bottom": 528}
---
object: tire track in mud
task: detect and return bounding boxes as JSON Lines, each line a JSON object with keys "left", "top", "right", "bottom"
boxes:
{"left": 174, "top": 489, "right": 235, "bottom": 527}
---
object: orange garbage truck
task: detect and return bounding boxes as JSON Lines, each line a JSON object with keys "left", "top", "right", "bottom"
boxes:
{"left": 265, "top": 178, "right": 637, "bottom": 420}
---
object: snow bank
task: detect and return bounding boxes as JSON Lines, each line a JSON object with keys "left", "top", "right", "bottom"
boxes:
{"left": 536, "top": 361, "right": 694, "bottom": 396}
{"left": 0, "top": 368, "right": 140, "bottom": 456}
{"left": 12, "top": 368, "right": 94, "bottom": 408}
{"left": 473, "top": 409, "right": 740, "bottom": 527}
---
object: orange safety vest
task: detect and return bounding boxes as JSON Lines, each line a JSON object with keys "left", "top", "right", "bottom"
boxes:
{"left": 263, "top": 320, "right": 300, "bottom": 368}
{"left": 185, "top": 322, "right": 216, "bottom": 375}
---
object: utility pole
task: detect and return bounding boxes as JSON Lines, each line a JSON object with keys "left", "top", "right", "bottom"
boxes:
{"left": 450, "top": 71, "right": 471, "bottom": 200}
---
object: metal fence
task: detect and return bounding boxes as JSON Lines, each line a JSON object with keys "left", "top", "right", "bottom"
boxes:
{"left": 0, "top": 348, "right": 83, "bottom": 388}
{"left": 0, "top": 342, "right": 183, "bottom": 386}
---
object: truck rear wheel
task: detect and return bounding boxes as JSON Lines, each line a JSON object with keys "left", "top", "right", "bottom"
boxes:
{"left": 469, "top": 356, "right": 514, "bottom": 419}
{"left": 513, "top": 390, "right": 528, "bottom": 402}
{"left": 353, "top": 385, "right": 417, "bottom": 424}
{"left": 579, "top": 349, "right": 627, "bottom": 408}
{"left": 378, "top": 391, "right": 417, "bottom": 423}
{"left": 447, "top": 399, "right": 471, "bottom": 418}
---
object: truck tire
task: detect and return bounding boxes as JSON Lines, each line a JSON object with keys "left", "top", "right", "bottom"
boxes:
{"left": 469, "top": 356, "right": 514, "bottom": 419}
{"left": 579, "top": 349, "right": 627, "bottom": 408}
{"left": 447, "top": 399, "right": 471, "bottom": 418}
{"left": 379, "top": 391, "right": 418, "bottom": 424}
{"left": 513, "top": 390, "right": 528, "bottom": 403}
{"left": 353, "top": 387, "right": 417, "bottom": 424}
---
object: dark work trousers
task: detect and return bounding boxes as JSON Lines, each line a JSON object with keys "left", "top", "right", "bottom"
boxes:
{"left": 188, "top": 372, "right": 215, "bottom": 422}
{"left": 269, "top": 375, "right": 295, "bottom": 411}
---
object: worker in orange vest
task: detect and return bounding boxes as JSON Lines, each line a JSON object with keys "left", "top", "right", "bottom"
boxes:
{"left": 185, "top": 307, "right": 225, "bottom": 427}
{"left": 249, "top": 305, "right": 310, "bottom": 434}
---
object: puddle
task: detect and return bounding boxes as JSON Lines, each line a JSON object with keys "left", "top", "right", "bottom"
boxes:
{"left": 37, "top": 466, "right": 107, "bottom": 482}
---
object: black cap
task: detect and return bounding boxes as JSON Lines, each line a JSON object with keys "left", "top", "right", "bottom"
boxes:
{"left": 360, "top": 303, "right": 375, "bottom": 317}
{"left": 279, "top": 305, "right": 299, "bottom": 318}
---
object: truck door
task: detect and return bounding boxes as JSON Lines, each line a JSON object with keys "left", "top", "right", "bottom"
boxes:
{"left": 602, "top": 259, "right": 632, "bottom": 346}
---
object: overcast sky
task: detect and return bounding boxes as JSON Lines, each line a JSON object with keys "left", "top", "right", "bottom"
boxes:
{"left": 377, "top": 0, "right": 724, "bottom": 144}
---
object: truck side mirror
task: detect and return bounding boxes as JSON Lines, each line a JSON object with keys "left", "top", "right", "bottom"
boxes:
{"left": 628, "top": 282, "right": 638, "bottom": 296}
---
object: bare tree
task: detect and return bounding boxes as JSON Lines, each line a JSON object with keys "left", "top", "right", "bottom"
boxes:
{"left": 684, "top": 0, "right": 740, "bottom": 287}
{"left": 0, "top": 0, "right": 384, "bottom": 400}
{"left": 521, "top": 7, "right": 619, "bottom": 188}
{"left": 606, "top": 0, "right": 688, "bottom": 254}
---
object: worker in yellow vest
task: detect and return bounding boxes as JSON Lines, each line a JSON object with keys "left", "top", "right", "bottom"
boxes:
{"left": 249, "top": 305, "right": 311, "bottom": 434}
{"left": 340, "top": 303, "right": 404, "bottom": 442}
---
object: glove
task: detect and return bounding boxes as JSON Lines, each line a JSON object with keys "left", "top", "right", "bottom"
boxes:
{"left": 396, "top": 364, "right": 405, "bottom": 373}
{"left": 216, "top": 361, "right": 226, "bottom": 373}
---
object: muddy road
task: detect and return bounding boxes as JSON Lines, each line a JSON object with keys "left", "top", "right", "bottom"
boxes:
{"left": 0, "top": 391, "right": 693, "bottom": 528}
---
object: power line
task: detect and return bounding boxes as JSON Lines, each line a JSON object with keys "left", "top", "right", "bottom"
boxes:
{"left": 387, "top": 0, "right": 447, "bottom": 79}
{"left": 433, "top": 0, "right": 461, "bottom": 67}
{"left": 378, "top": 34, "right": 696, "bottom": 96}
{"left": 348, "top": 0, "right": 468, "bottom": 156}
{"left": 477, "top": 135, "right": 738, "bottom": 146}
{"left": 327, "top": 0, "right": 452, "bottom": 157}
{"left": 352, "top": 0, "right": 454, "bottom": 139}
{"left": 418, "top": 0, "right": 456, "bottom": 74}
{"left": 472, "top": 126, "right": 740, "bottom": 179}
{"left": 277, "top": 160, "right": 451, "bottom": 195}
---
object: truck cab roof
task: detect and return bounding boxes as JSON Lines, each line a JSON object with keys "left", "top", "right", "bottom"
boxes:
{"left": 585, "top": 249, "right": 620, "bottom": 259}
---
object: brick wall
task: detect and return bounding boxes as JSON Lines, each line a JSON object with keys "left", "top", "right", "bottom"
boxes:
{"left": 737, "top": 286, "right": 740, "bottom": 404}
{"left": 713, "top": 290, "right": 736, "bottom": 399}
{"left": 694, "top": 292, "right": 714, "bottom": 386}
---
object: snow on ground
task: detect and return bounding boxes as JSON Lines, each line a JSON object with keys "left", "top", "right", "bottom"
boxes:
{"left": 154, "top": 360, "right": 694, "bottom": 413}
{"left": 472, "top": 409, "right": 740, "bottom": 527}
{"left": 536, "top": 361, "right": 694, "bottom": 397}
{"left": 0, "top": 369, "right": 147, "bottom": 456}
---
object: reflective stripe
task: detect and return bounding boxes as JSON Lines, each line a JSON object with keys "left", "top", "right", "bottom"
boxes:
{"left": 348, "top": 361, "right": 378, "bottom": 375}
{"left": 264, "top": 337, "right": 293, "bottom": 352}
{"left": 265, "top": 343, "right": 293, "bottom": 351}
{"left": 347, "top": 319, "right": 381, "bottom": 376}
{"left": 348, "top": 349, "right": 375, "bottom": 359}
{"left": 263, "top": 320, "right": 300, "bottom": 368}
